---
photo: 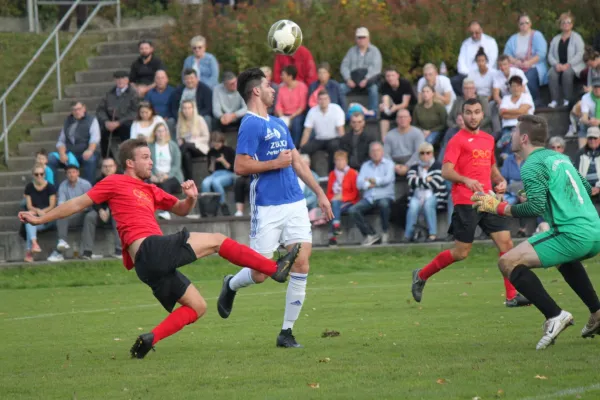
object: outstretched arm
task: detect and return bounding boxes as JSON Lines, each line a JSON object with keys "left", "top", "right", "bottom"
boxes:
{"left": 19, "top": 194, "right": 93, "bottom": 225}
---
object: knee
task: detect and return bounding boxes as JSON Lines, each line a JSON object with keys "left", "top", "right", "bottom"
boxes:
{"left": 191, "top": 297, "right": 207, "bottom": 319}
{"left": 252, "top": 270, "right": 268, "bottom": 284}
{"left": 84, "top": 211, "right": 96, "bottom": 225}
{"left": 348, "top": 206, "right": 359, "bottom": 217}
{"left": 212, "top": 233, "right": 228, "bottom": 249}
{"left": 452, "top": 247, "right": 470, "bottom": 261}
{"left": 292, "top": 256, "right": 310, "bottom": 274}
{"left": 498, "top": 255, "right": 517, "bottom": 277}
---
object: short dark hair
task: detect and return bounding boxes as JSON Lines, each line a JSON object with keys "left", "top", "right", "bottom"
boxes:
{"left": 36, "top": 149, "right": 48, "bottom": 157}
{"left": 317, "top": 62, "right": 330, "bottom": 73}
{"left": 70, "top": 100, "right": 84, "bottom": 108}
{"left": 498, "top": 54, "right": 510, "bottom": 64}
{"left": 317, "top": 89, "right": 329, "bottom": 97}
{"left": 462, "top": 97, "right": 483, "bottom": 113}
{"left": 183, "top": 68, "right": 197, "bottom": 77}
{"left": 138, "top": 39, "right": 153, "bottom": 47}
{"left": 64, "top": 164, "right": 79, "bottom": 172}
{"left": 583, "top": 46, "right": 600, "bottom": 63}
{"left": 508, "top": 75, "right": 524, "bottom": 86}
{"left": 102, "top": 157, "right": 116, "bottom": 166}
{"left": 282, "top": 65, "right": 297, "bottom": 80}
{"left": 223, "top": 71, "right": 236, "bottom": 82}
{"left": 119, "top": 138, "right": 149, "bottom": 169}
{"left": 517, "top": 115, "right": 548, "bottom": 146}
{"left": 384, "top": 66, "right": 399, "bottom": 74}
{"left": 237, "top": 68, "right": 266, "bottom": 102}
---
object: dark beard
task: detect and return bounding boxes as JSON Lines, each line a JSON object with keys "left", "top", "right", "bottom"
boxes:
{"left": 464, "top": 120, "right": 481, "bottom": 131}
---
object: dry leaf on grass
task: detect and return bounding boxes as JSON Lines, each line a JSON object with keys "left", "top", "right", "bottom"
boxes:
{"left": 319, "top": 358, "right": 331, "bottom": 363}
{"left": 472, "top": 397, "right": 482, "bottom": 400}
{"left": 497, "top": 388, "right": 505, "bottom": 396}
{"left": 436, "top": 378, "right": 447, "bottom": 384}
{"left": 534, "top": 375, "right": 548, "bottom": 380}
{"left": 113, "top": 338, "right": 121, "bottom": 341}
{"left": 465, "top": 282, "right": 473, "bottom": 285}
{"left": 460, "top": 292, "right": 469, "bottom": 296}
{"left": 322, "top": 329, "right": 340, "bottom": 338}
{"left": 414, "top": 322, "right": 420, "bottom": 326}
{"left": 308, "top": 383, "right": 320, "bottom": 389}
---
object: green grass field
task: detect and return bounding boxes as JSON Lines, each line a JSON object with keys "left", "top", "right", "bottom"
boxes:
{"left": 1, "top": 246, "right": 599, "bottom": 400}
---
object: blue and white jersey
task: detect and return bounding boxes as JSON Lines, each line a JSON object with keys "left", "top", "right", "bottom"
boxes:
{"left": 236, "top": 112, "right": 304, "bottom": 206}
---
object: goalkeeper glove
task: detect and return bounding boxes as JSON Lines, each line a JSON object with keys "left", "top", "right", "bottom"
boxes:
{"left": 470, "top": 191, "right": 509, "bottom": 216}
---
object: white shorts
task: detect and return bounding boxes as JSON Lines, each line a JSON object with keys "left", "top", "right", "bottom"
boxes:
{"left": 249, "top": 199, "right": 312, "bottom": 257}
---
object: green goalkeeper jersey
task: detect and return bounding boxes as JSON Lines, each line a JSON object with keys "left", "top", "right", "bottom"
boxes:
{"left": 511, "top": 148, "right": 600, "bottom": 238}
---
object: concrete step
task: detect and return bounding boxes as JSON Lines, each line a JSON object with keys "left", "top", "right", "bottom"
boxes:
{"left": 18, "top": 141, "right": 57, "bottom": 157}
{"left": 0, "top": 201, "right": 24, "bottom": 217}
{"left": 41, "top": 110, "right": 97, "bottom": 127}
{"left": 0, "top": 216, "right": 22, "bottom": 232}
{"left": 53, "top": 96, "right": 103, "bottom": 113}
{"left": 64, "top": 82, "right": 113, "bottom": 98}
{"left": 104, "top": 27, "right": 162, "bottom": 42}
{"left": 0, "top": 171, "right": 30, "bottom": 187}
{"left": 30, "top": 126, "right": 62, "bottom": 142}
{"left": 97, "top": 40, "right": 139, "bottom": 56}
{"left": 88, "top": 53, "right": 137, "bottom": 70}
{"left": 76, "top": 68, "right": 127, "bottom": 84}
{"left": 7, "top": 157, "right": 37, "bottom": 172}
{"left": 0, "top": 187, "right": 26, "bottom": 202}
{"left": 535, "top": 107, "right": 570, "bottom": 138}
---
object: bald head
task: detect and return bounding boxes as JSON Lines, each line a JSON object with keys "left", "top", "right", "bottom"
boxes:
{"left": 155, "top": 70, "right": 168, "bottom": 90}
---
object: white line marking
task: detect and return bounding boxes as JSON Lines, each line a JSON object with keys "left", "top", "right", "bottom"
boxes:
{"left": 520, "top": 383, "right": 600, "bottom": 399}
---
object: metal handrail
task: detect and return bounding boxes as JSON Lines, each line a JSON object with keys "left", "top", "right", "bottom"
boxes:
{"left": 0, "top": 0, "right": 120, "bottom": 164}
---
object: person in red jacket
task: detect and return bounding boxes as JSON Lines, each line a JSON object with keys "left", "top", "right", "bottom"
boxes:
{"left": 273, "top": 45, "right": 318, "bottom": 87}
{"left": 327, "top": 150, "right": 360, "bottom": 246}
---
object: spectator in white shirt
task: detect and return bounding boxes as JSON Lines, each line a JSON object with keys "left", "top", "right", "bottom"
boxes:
{"left": 300, "top": 90, "right": 345, "bottom": 170}
{"left": 130, "top": 101, "right": 165, "bottom": 142}
{"left": 491, "top": 55, "right": 529, "bottom": 133}
{"left": 498, "top": 75, "right": 534, "bottom": 158}
{"left": 451, "top": 21, "right": 499, "bottom": 96}
{"left": 417, "top": 63, "right": 456, "bottom": 113}
{"left": 467, "top": 47, "right": 496, "bottom": 99}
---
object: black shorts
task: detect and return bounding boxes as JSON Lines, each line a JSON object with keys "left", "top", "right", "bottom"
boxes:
{"left": 380, "top": 111, "right": 397, "bottom": 121}
{"left": 134, "top": 228, "right": 197, "bottom": 312}
{"left": 448, "top": 205, "right": 509, "bottom": 243}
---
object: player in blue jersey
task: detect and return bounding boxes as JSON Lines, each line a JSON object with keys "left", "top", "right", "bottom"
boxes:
{"left": 216, "top": 68, "right": 334, "bottom": 348}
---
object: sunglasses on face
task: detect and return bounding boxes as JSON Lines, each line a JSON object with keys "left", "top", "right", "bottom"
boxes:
{"left": 193, "top": 46, "right": 204, "bottom": 50}
{"left": 34, "top": 172, "right": 44, "bottom": 177}
{"left": 420, "top": 151, "right": 433, "bottom": 155}
{"left": 561, "top": 20, "right": 572, "bottom": 25}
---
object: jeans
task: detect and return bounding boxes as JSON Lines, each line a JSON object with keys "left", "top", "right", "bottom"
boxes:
{"left": 425, "top": 131, "right": 442, "bottom": 145}
{"left": 498, "top": 127, "right": 514, "bottom": 156}
{"left": 82, "top": 209, "right": 121, "bottom": 253}
{"left": 450, "top": 73, "right": 467, "bottom": 97}
{"left": 49, "top": 151, "right": 97, "bottom": 184}
{"left": 348, "top": 198, "right": 392, "bottom": 237}
{"left": 288, "top": 114, "right": 306, "bottom": 148}
{"left": 524, "top": 68, "right": 540, "bottom": 105}
{"left": 548, "top": 66, "right": 575, "bottom": 104}
{"left": 331, "top": 200, "right": 353, "bottom": 232}
{"left": 340, "top": 82, "right": 379, "bottom": 113}
{"left": 25, "top": 222, "right": 55, "bottom": 250}
{"left": 404, "top": 196, "right": 438, "bottom": 239}
{"left": 201, "top": 169, "right": 235, "bottom": 204}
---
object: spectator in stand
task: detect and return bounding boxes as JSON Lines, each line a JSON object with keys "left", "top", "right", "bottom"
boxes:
{"left": 339, "top": 112, "right": 377, "bottom": 170}
{"left": 260, "top": 66, "right": 278, "bottom": 114}
{"left": 182, "top": 35, "right": 219, "bottom": 89}
{"left": 144, "top": 70, "right": 176, "bottom": 131}
{"left": 500, "top": 151, "right": 528, "bottom": 237}
{"left": 491, "top": 55, "right": 529, "bottom": 133}
{"left": 48, "top": 101, "right": 99, "bottom": 185}
{"left": 349, "top": 142, "right": 395, "bottom": 246}
{"left": 579, "top": 79, "right": 600, "bottom": 149}
{"left": 201, "top": 133, "right": 236, "bottom": 216}
{"left": 404, "top": 142, "right": 447, "bottom": 242}
{"left": 467, "top": 47, "right": 496, "bottom": 100}
{"left": 58, "top": 2, "right": 87, "bottom": 32}
{"left": 438, "top": 114, "right": 465, "bottom": 164}
{"left": 22, "top": 163, "right": 57, "bottom": 262}
{"left": 273, "top": 45, "right": 317, "bottom": 87}
{"left": 340, "top": 27, "right": 382, "bottom": 116}
{"left": 177, "top": 99, "right": 210, "bottom": 181}
{"left": 129, "top": 40, "right": 165, "bottom": 98}
{"left": 583, "top": 48, "right": 600, "bottom": 92}
{"left": 498, "top": 76, "right": 535, "bottom": 158}
{"left": 47, "top": 165, "right": 92, "bottom": 262}
{"left": 417, "top": 63, "right": 456, "bottom": 113}
{"left": 96, "top": 71, "right": 139, "bottom": 158}
{"left": 274, "top": 65, "right": 308, "bottom": 147}
{"left": 308, "top": 62, "right": 345, "bottom": 110}
{"left": 80, "top": 157, "right": 121, "bottom": 260}
{"left": 547, "top": 12, "right": 586, "bottom": 108}
{"left": 412, "top": 85, "right": 447, "bottom": 145}
{"left": 379, "top": 66, "right": 417, "bottom": 139}
{"left": 503, "top": 12, "right": 548, "bottom": 105}
{"left": 451, "top": 21, "right": 499, "bottom": 96}
{"left": 574, "top": 127, "right": 600, "bottom": 200}
{"left": 298, "top": 154, "right": 320, "bottom": 210}
{"left": 383, "top": 110, "right": 425, "bottom": 176}
{"left": 212, "top": 71, "right": 247, "bottom": 132}
{"left": 35, "top": 149, "right": 54, "bottom": 185}
{"left": 129, "top": 101, "right": 165, "bottom": 142}
{"left": 447, "top": 78, "right": 492, "bottom": 134}
{"left": 234, "top": 175, "right": 250, "bottom": 217}
{"left": 149, "top": 123, "right": 183, "bottom": 220}
{"left": 300, "top": 90, "right": 345, "bottom": 170}
{"left": 171, "top": 68, "right": 213, "bottom": 130}
{"left": 326, "top": 150, "right": 360, "bottom": 247}
{"left": 548, "top": 136, "right": 566, "bottom": 153}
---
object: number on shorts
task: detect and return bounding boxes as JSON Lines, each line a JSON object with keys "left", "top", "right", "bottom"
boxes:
{"left": 565, "top": 170, "right": 584, "bottom": 205}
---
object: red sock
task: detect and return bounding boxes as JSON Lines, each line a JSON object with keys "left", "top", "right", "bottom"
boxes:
{"left": 500, "top": 251, "right": 517, "bottom": 300}
{"left": 218, "top": 238, "right": 277, "bottom": 275}
{"left": 151, "top": 306, "right": 198, "bottom": 345}
{"left": 418, "top": 250, "right": 455, "bottom": 281}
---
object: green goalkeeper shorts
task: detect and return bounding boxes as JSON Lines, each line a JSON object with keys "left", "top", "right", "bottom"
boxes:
{"left": 529, "top": 230, "right": 600, "bottom": 268}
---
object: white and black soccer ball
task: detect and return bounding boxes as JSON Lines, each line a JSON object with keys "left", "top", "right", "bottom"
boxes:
{"left": 267, "top": 20, "right": 303, "bottom": 56}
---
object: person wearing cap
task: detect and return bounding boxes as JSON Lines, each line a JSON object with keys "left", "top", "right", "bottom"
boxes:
{"left": 129, "top": 40, "right": 165, "bottom": 98}
{"left": 340, "top": 27, "right": 383, "bottom": 116}
{"left": 579, "top": 78, "right": 600, "bottom": 149}
{"left": 95, "top": 71, "right": 139, "bottom": 158}
{"left": 574, "top": 126, "right": 600, "bottom": 201}
{"left": 212, "top": 71, "right": 247, "bottom": 132}
{"left": 273, "top": 45, "right": 317, "bottom": 87}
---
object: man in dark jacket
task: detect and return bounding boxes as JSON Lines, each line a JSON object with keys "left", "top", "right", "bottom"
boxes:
{"left": 170, "top": 68, "right": 213, "bottom": 130}
{"left": 48, "top": 101, "right": 100, "bottom": 184}
{"left": 339, "top": 112, "right": 377, "bottom": 170}
{"left": 96, "top": 71, "right": 139, "bottom": 158}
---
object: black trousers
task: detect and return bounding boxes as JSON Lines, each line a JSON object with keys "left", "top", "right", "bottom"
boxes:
{"left": 58, "top": 4, "right": 88, "bottom": 31}
{"left": 101, "top": 123, "right": 131, "bottom": 158}
{"left": 234, "top": 175, "right": 251, "bottom": 204}
{"left": 157, "top": 177, "right": 182, "bottom": 196}
{"left": 180, "top": 142, "right": 205, "bottom": 181}
{"left": 301, "top": 138, "right": 341, "bottom": 171}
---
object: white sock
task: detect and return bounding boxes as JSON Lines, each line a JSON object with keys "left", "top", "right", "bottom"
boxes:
{"left": 228, "top": 268, "right": 256, "bottom": 291}
{"left": 282, "top": 273, "right": 307, "bottom": 330}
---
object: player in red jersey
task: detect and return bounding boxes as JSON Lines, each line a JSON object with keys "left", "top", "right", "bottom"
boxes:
{"left": 18, "top": 138, "right": 300, "bottom": 359}
{"left": 410, "top": 98, "right": 530, "bottom": 307}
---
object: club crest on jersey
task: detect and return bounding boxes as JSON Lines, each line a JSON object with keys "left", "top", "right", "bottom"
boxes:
{"left": 264, "top": 127, "right": 282, "bottom": 141}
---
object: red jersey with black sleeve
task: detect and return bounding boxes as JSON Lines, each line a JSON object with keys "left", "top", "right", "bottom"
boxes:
{"left": 86, "top": 174, "right": 179, "bottom": 270}
{"left": 443, "top": 129, "right": 496, "bottom": 205}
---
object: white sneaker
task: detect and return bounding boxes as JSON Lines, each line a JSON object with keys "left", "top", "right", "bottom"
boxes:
{"left": 57, "top": 239, "right": 70, "bottom": 251}
{"left": 548, "top": 101, "right": 558, "bottom": 108}
{"left": 157, "top": 211, "right": 171, "bottom": 220}
{"left": 536, "top": 310, "right": 574, "bottom": 350}
{"left": 186, "top": 213, "right": 200, "bottom": 219}
{"left": 581, "top": 310, "right": 600, "bottom": 338}
{"left": 361, "top": 234, "right": 381, "bottom": 246}
{"left": 234, "top": 210, "right": 243, "bottom": 217}
{"left": 47, "top": 251, "right": 64, "bottom": 262}
{"left": 112, "top": 252, "right": 123, "bottom": 260}
{"left": 381, "top": 233, "right": 389, "bottom": 245}
{"left": 563, "top": 99, "right": 569, "bottom": 107}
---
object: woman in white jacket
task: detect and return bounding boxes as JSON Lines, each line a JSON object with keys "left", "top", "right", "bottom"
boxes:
{"left": 177, "top": 99, "right": 210, "bottom": 181}
{"left": 129, "top": 101, "right": 165, "bottom": 142}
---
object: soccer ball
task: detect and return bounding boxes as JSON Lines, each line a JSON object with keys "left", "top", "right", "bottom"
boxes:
{"left": 267, "top": 20, "right": 302, "bottom": 56}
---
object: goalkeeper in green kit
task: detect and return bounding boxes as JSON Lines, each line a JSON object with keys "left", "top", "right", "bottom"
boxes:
{"left": 471, "top": 115, "right": 600, "bottom": 350}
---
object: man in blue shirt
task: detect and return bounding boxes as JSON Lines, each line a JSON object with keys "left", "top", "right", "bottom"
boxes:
{"left": 217, "top": 68, "right": 333, "bottom": 348}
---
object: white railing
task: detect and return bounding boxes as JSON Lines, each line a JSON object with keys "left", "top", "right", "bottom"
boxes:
{"left": 0, "top": 0, "right": 121, "bottom": 164}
